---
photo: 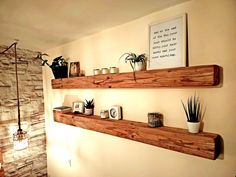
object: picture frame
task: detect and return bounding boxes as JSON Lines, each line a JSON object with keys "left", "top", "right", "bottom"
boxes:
{"left": 72, "top": 101, "right": 84, "bottom": 113}
{"left": 69, "top": 62, "right": 80, "bottom": 77}
{"left": 148, "top": 13, "right": 187, "bottom": 70}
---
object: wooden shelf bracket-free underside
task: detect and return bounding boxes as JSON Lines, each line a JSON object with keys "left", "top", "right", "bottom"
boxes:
{"left": 51, "top": 65, "right": 220, "bottom": 89}
{"left": 54, "top": 112, "right": 221, "bottom": 160}
{"left": 0, "top": 148, "right": 4, "bottom": 177}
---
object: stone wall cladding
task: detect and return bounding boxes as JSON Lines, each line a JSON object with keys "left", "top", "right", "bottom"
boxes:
{"left": 0, "top": 45, "right": 47, "bottom": 177}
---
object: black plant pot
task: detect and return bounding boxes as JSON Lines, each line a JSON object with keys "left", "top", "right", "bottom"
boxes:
{"left": 51, "top": 66, "right": 68, "bottom": 79}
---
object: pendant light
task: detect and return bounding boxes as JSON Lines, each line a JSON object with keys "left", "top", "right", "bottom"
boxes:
{"left": 0, "top": 42, "right": 28, "bottom": 150}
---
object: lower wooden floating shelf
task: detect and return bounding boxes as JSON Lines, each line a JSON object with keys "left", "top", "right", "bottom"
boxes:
{"left": 53, "top": 111, "right": 221, "bottom": 160}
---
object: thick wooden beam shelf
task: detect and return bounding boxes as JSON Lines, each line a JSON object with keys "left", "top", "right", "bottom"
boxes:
{"left": 0, "top": 148, "right": 4, "bottom": 177}
{"left": 52, "top": 65, "right": 220, "bottom": 89}
{"left": 54, "top": 111, "right": 221, "bottom": 160}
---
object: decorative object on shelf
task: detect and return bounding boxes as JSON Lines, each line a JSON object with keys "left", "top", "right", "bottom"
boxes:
{"left": 119, "top": 52, "right": 146, "bottom": 71}
{"left": 93, "top": 69, "right": 101, "bottom": 75}
{"left": 53, "top": 106, "right": 72, "bottom": 113}
{"left": 119, "top": 52, "right": 146, "bottom": 81}
{"left": 147, "top": 112, "right": 163, "bottom": 128}
{"left": 101, "top": 68, "right": 109, "bottom": 74}
{"left": 0, "top": 42, "right": 28, "bottom": 151}
{"left": 36, "top": 53, "right": 68, "bottom": 79}
{"left": 72, "top": 101, "right": 84, "bottom": 114}
{"left": 84, "top": 99, "right": 95, "bottom": 115}
{"left": 109, "top": 67, "right": 119, "bottom": 74}
{"left": 181, "top": 94, "right": 202, "bottom": 133}
{"left": 148, "top": 13, "right": 187, "bottom": 70}
{"left": 109, "top": 105, "right": 122, "bottom": 120}
{"left": 100, "top": 109, "right": 109, "bottom": 119}
{"left": 69, "top": 62, "right": 80, "bottom": 77}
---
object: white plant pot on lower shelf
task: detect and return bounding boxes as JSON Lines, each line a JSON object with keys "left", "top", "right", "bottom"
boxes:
{"left": 187, "top": 122, "right": 201, "bottom": 133}
{"left": 84, "top": 108, "right": 93, "bottom": 115}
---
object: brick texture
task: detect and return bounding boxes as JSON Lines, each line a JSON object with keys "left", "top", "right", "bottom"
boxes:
{"left": 0, "top": 45, "right": 47, "bottom": 177}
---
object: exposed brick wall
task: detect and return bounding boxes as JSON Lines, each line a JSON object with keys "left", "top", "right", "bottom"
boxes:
{"left": 0, "top": 45, "right": 47, "bottom": 177}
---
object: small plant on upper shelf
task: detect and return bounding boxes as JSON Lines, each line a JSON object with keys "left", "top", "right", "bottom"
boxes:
{"left": 84, "top": 99, "right": 95, "bottom": 115}
{"left": 119, "top": 52, "right": 146, "bottom": 71}
{"left": 181, "top": 94, "right": 202, "bottom": 133}
{"left": 36, "top": 53, "right": 68, "bottom": 79}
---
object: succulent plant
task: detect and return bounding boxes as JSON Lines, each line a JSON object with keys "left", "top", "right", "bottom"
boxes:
{"left": 181, "top": 95, "right": 202, "bottom": 122}
{"left": 85, "top": 99, "right": 95, "bottom": 109}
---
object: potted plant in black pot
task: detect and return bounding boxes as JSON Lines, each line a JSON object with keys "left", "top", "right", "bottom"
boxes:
{"left": 36, "top": 53, "right": 68, "bottom": 79}
{"left": 84, "top": 99, "right": 95, "bottom": 115}
{"left": 181, "top": 95, "right": 202, "bottom": 133}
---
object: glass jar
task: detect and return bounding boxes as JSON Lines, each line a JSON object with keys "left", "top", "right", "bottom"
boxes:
{"left": 100, "top": 110, "right": 109, "bottom": 119}
{"left": 93, "top": 69, "right": 101, "bottom": 75}
{"left": 101, "top": 68, "right": 109, "bottom": 74}
{"left": 110, "top": 67, "right": 119, "bottom": 74}
{"left": 148, "top": 112, "right": 163, "bottom": 128}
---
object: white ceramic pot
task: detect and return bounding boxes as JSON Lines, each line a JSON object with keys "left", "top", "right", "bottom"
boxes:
{"left": 134, "top": 62, "right": 145, "bottom": 71}
{"left": 84, "top": 108, "right": 93, "bottom": 115}
{"left": 187, "top": 122, "right": 201, "bottom": 133}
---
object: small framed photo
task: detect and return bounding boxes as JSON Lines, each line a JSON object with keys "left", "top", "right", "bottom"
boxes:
{"left": 72, "top": 101, "right": 84, "bottom": 113}
{"left": 69, "top": 62, "right": 80, "bottom": 77}
{"left": 148, "top": 13, "right": 187, "bottom": 70}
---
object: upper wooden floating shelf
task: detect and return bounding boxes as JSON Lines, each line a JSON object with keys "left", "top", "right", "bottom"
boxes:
{"left": 54, "top": 111, "right": 221, "bottom": 160}
{"left": 0, "top": 148, "right": 4, "bottom": 177}
{"left": 51, "top": 65, "right": 220, "bottom": 89}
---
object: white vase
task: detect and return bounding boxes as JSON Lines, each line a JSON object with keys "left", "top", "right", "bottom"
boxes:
{"left": 134, "top": 62, "right": 145, "bottom": 71}
{"left": 187, "top": 122, "right": 201, "bottom": 133}
{"left": 84, "top": 108, "right": 93, "bottom": 115}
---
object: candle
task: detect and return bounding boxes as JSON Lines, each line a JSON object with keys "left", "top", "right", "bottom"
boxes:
{"left": 101, "top": 68, "right": 109, "bottom": 74}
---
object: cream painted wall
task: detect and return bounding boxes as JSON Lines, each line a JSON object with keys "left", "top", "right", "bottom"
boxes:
{"left": 43, "top": 0, "right": 236, "bottom": 176}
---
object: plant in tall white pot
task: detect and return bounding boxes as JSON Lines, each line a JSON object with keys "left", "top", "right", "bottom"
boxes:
{"left": 181, "top": 95, "right": 202, "bottom": 133}
{"left": 84, "top": 99, "right": 95, "bottom": 116}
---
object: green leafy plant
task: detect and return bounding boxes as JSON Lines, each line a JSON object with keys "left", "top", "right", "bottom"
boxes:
{"left": 85, "top": 99, "right": 95, "bottom": 109}
{"left": 181, "top": 95, "right": 202, "bottom": 122}
{"left": 119, "top": 52, "right": 146, "bottom": 71}
{"left": 36, "top": 53, "right": 68, "bottom": 68}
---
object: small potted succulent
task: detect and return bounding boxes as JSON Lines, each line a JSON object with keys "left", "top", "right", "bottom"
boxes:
{"left": 181, "top": 95, "right": 202, "bottom": 133}
{"left": 84, "top": 99, "right": 95, "bottom": 115}
{"left": 119, "top": 52, "right": 146, "bottom": 71}
{"left": 36, "top": 53, "right": 68, "bottom": 79}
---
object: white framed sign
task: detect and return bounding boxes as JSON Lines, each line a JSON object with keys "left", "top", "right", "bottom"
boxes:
{"left": 148, "top": 14, "right": 187, "bottom": 70}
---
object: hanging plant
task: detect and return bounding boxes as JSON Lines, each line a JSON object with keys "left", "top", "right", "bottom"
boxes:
{"left": 36, "top": 53, "right": 68, "bottom": 79}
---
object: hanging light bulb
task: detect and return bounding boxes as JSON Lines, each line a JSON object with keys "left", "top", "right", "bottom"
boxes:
{"left": 13, "top": 129, "right": 28, "bottom": 151}
{"left": 0, "top": 42, "right": 28, "bottom": 151}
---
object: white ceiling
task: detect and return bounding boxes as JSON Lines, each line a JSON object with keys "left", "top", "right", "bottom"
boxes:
{"left": 0, "top": 0, "right": 188, "bottom": 51}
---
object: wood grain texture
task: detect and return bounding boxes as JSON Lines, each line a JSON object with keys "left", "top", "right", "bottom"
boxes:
{"left": 51, "top": 65, "right": 220, "bottom": 89}
{"left": 54, "top": 111, "right": 221, "bottom": 160}
{"left": 0, "top": 148, "right": 2, "bottom": 163}
{"left": 0, "top": 148, "right": 3, "bottom": 177}
{"left": 0, "top": 170, "right": 4, "bottom": 177}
